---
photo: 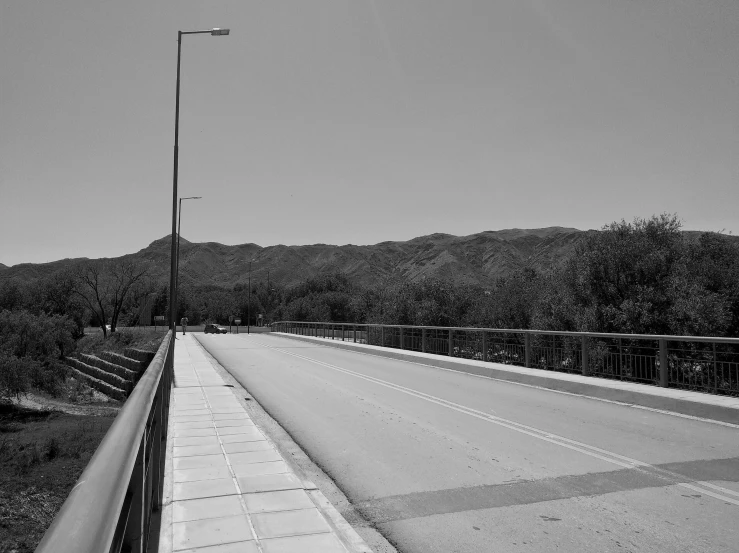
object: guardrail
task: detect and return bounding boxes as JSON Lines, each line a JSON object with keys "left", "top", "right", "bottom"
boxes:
{"left": 272, "top": 322, "right": 739, "bottom": 396}
{"left": 36, "top": 331, "right": 174, "bottom": 553}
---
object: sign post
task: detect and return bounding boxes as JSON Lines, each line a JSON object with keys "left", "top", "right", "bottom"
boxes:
{"left": 235, "top": 318, "right": 241, "bottom": 334}
{"left": 229, "top": 315, "right": 234, "bottom": 334}
{"left": 154, "top": 315, "right": 165, "bottom": 330}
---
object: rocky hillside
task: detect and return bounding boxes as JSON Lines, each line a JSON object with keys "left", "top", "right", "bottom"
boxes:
{"left": 1, "top": 227, "right": 590, "bottom": 288}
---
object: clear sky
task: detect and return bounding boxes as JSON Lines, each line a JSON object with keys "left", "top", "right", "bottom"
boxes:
{"left": 1, "top": 0, "right": 737, "bottom": 266}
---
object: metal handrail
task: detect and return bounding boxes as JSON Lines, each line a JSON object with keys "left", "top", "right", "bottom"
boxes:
{"left": 272, "top": 321, "right": 739, "bottom": 344}
{"left": 36, "top": 331, "right": 173, "bottom": 553}
{"left": 272, "top": 322, "right": 739, "bottom": 396}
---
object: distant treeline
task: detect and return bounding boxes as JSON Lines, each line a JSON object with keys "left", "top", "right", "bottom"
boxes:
{"left": 2, "top": 214, "right": 738, "bottom": 338}
{"left": 265, "top": 214, "right": 739, "bottom": 337}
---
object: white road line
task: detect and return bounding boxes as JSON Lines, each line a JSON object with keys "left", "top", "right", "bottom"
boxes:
{"left": 268, "top": 334, "right": 739, "bottom": 430}
{"left": 251, "top": 338, "right": 739, "bottom": 507}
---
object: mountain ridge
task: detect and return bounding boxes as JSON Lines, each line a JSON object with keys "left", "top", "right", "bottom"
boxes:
{"left": 0, "top": 227, "right": 587, "bottom": 288}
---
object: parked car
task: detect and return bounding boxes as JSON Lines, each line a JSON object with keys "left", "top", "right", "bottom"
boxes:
{"left": 204, "top": 324, "right": 228, "bottom": 334}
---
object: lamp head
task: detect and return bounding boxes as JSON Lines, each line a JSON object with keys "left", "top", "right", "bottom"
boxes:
{"left": 211, "top": 28, "right": 230, "bottom": 36}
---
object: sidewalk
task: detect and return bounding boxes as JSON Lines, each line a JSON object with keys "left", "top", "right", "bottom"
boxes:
{"left": 273, "top": 333, "right": 739, "bottom": 425}
{"left": 158, "top": 334, "right": 370, "bottom": 553}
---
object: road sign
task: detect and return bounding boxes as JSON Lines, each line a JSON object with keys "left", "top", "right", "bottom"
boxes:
{"left": 234, "top": 319, "right": 241, "bottom": 325}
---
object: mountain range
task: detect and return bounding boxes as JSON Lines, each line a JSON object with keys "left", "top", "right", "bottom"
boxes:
{"left": 1, "top": 227, "right": 594, "bottom": 288}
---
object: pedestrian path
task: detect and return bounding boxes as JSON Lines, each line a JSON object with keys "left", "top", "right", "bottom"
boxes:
{"left": 159, "top": 334, "right": 364, "bottom": 553}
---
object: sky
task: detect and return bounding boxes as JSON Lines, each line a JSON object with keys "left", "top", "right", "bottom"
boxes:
{"left": 1, "top": 0, "right": 738, "bottom": 266}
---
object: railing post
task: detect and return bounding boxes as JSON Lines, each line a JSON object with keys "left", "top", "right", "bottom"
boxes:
{"left": 525, "top": 334, "right": 531, "bottom": 367}
{"left": 659, "top": 338, "right": 668, "bottom": 387}
{"left": 422, "top": 328, "right": 427, "bottom": 353}
{"left": 381, "top": 325, "right": 385, "bottom": 347}
{"left": 123, "top": 438, "right": 146, "bottom": 553}
{"left": 713, "top": 342, "right": 718, "bottom": 393}
{"left": 399, "top": 327, "right": 404, "bottom": 350}
{"left": 581, "top": 335, "right": 589, "bottom": 376}
{"left": 482, "top": 331, "right": 488, "bottom": 362}
{"left": 353, "top": 325, "right": 357, "bottom": 343}
{"left": 448, "top": 329, "right": 454, "bottom": 357}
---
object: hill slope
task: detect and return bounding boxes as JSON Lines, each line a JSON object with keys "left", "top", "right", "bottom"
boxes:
{"left": 0, "top": 228, "right": 587, "bottom": 288}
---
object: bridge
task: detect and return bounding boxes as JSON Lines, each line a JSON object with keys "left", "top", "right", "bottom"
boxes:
{"left": 35, "top": 323, "right": 739, "bottom": 552}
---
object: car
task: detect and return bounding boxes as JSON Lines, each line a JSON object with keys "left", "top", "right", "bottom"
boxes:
{"left": 204, "top": 324, "right": 228, "bottom": 334}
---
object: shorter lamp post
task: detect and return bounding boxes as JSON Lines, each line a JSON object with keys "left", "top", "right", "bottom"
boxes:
{"left": 174, "top": 196, "right": 201, "bottom": 329}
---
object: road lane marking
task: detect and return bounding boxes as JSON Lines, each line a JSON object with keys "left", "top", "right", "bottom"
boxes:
{"left": 250, "top": 339, "right": 739, "bottom": 507}
{"left": 262, "top": 333, "right": 739, "bottom": 430}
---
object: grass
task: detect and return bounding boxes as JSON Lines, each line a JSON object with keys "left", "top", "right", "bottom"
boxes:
{"left": 0, "top": 403, "right": 116, "bottom": 553}
{"left": 76, "top": 326, "right": 167, "bottom": 357}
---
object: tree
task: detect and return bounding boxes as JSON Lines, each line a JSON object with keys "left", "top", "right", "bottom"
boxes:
{"left": 73, "top": 259, "right": 151, "bottom": 337}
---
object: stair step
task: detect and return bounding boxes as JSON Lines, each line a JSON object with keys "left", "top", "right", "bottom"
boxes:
{"left": 66, "top": 358, "right": 131, "bottom": 393}
{"left": 99, "top": 351, "right": 146, "bottom": 373}
{"left": 123, "top": 348, "right": 156, "bottom": 365}
{"left": 78, "top": 353, "right": 137, "bottom": 382}
{"left": 67, "top": 368, "right": 126, "bottom": 402}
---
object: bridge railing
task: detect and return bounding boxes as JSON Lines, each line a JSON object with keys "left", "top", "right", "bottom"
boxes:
{"left": 272, "top": 322, "right": 739, "bottom": 396}
{"left": 35, "top": 331, "right": 174, "bottom": 553}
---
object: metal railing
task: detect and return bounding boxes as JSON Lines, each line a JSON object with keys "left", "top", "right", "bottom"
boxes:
{"left": 272, "top": 322, "right": 739, "bottom": 396}
{"left": 36, "top": 331, "right": 174, "bottom": 553}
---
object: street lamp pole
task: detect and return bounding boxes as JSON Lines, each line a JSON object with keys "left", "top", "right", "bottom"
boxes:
{"left": 169, "top": 28, "right": 230, "bottom": 340}
{"left": 247, "top": 261, "right": 252, "bottom": 334}
{"left": 175, "top": 196, "right": 202, "bottom": 325}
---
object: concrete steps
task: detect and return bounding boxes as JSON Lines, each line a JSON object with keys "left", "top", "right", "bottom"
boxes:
{"left": 65, "top": 348, "right": 157, "bottom": 401}
{"left": 78, "top": 353, "right": 138, "bottom": 383}
{"left": 66, "top": 363, "right": 128, "bottom": 401}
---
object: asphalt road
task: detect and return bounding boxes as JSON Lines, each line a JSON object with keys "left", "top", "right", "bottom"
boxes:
{"left": 196, "top": 333, "right": 739, "bottom": 553}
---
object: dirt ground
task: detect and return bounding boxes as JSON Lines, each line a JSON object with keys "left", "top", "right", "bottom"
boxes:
{"left": 0, "top": 387, "right": 119, "bottom": 552}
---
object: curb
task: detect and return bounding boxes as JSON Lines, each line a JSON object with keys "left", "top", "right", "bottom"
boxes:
{"left": 272, "top": 333, "right": 739, "bottom": 425}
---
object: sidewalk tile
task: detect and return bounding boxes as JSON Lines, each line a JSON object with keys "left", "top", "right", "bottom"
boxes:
{"left": 219, "top": 427, "right": 264, "bottom": 438}
{"left": 231, "top": 461, "right": 289, "bottom": 478}
{"left": 213, "top": 413, "right": 250, "bottom": 421}
{"left": 228, "top": 450, "right": 282, "bottom": 465}
{"left": 175, "top": 421, "right": 216, "bottom": 430}
{"left": 173, "top": 495, "right": 244, "bottom": 523}
{"left": 175, "top": 427, "right": 217, "bottom": 438}
{"left": 172, "top": 514, "right": 254, "bottom": 550}
{"left": 223, "top": 441, "right": 274, "bottom": 454}
{"left": 260, "top": 533, "right": 347, "bottom": 553}
{"left": 220, "top": 433, "right": 266, "bottom": 444}
{"left": 174, "top": 465, "right": 232, "bottom": 483}
{"left": 174, "top": 436, "right": 221, "bottom": 447}
{"left": 174, "top": 444, "right": 223, "bottom": 458}
{"left": 177, "top": 542, "right": 259, "bottom": 553}
{"left": 243, "top": 490, "right": 314, "bottom": 514}
{"left": 216, "top": 419, "right": 256, "bottom": 428}
{"left": 237, "top": 473, "right": 303, "bottom": 494}
{"left": 250, "top": 508, "right": 331, "bottom": 539}
{"left": 174, "top": 454, "right": 228, "bottom": 470}
{"left": 173, "top": 415, "right": 212, "bottom": 422}
{"left": 173, "top": 477, "right": 238, "bottom": 501}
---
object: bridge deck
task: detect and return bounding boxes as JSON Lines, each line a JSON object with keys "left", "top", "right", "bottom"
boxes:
{"left": 157, "top": 334, "right": 360, "bottom": 553}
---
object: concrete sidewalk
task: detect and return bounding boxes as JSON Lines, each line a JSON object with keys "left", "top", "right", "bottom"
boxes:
{"left": 273, "top": 332, "right": 739, "bottom": 425}
{"left": 158, "top": 334, "right": 371, "bottom": 553}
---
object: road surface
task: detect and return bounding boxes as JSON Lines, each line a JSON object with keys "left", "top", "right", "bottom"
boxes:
{"left": 196, "top": 333, "right": 739, "bottom": 553}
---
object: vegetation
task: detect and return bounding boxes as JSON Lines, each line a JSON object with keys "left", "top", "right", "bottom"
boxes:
{"left": 266, "top": 215, "right": 739, "bottom": 338}
{"left": 0, "top": 405, "right": 116, "bottom": 553}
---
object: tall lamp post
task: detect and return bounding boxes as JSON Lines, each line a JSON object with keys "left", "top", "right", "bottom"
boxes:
{"left": 169, "top": 28, "right": 230, "bottom": 340}
{"left": 175, "top": 196, "right": 202, "bottom": 326}
{"left": 247, "top": 260, "right": 254, "bottom": 334}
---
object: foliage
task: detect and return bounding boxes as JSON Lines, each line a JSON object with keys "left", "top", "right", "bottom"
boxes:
{"left": 0, "top": 310, "right": 75, "bottom": 399}
{"left": 72, "top": 259, "right": 152, "bottom": 337}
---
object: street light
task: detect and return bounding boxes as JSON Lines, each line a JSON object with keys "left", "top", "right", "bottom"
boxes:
{"left": 247, "top": 260, "right": 254, "bottom": 334}
{"left": 169, "top": 28, "right": 230, "bottom": 340}
{"left": 175, "top": 196, "right": 202, "bottom": 326}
